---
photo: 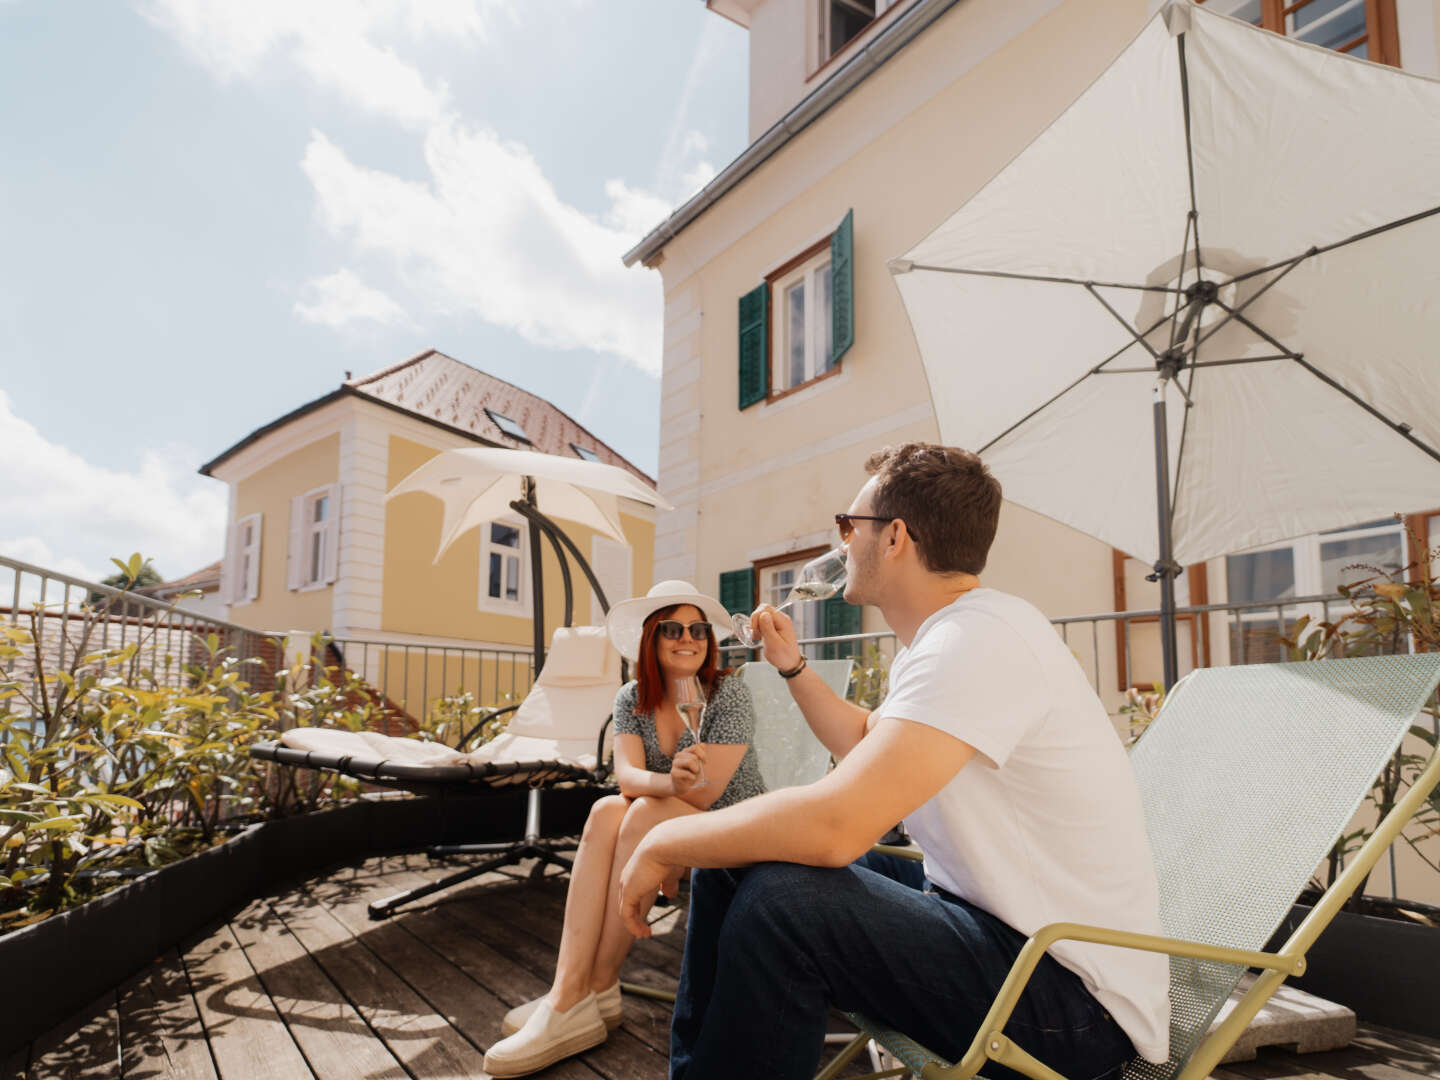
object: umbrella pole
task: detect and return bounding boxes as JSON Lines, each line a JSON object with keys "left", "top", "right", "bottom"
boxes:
{"left": 520, "top": 479, "right": 547, "bottom": 677}
{"left": 1150, "top": 375, "right": 1181, "bottom": 691}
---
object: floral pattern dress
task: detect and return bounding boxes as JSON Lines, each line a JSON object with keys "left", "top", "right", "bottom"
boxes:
{"left": 611, "top": 672, "right": 766, "bottom": 810}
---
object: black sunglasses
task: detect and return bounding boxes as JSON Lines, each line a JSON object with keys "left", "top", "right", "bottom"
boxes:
{"left": 834, "top": 513, "right": 920, "bottom": 544}
{"left": 655, "top": 620, "right": 712, "bottom": 642}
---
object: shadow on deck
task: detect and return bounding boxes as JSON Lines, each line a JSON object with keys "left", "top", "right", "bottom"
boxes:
{"left": 7, "top": 856, "right": 1439, "bottom": 1080}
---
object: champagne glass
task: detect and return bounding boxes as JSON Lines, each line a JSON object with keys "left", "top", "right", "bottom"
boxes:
{"left": 671, "top": 675, "right": 710, "bottom": 788}
{"left": 731, "top": 547, "right": 848, "bottom": 648}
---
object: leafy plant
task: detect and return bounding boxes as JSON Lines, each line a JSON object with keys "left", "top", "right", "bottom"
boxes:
{"left": 0, "top": 559, "right": 393, "bottom": 924}
{"left": 1275, "top": 525, "right": 1440, "bottom": 900}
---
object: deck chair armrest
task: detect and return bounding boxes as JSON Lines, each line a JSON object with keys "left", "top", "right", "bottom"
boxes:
{"left": 934, "top": 923, "right": 1304, "bottom": 1080}
{"left": 459, "top": 702, "right": 522, "bottom": 750}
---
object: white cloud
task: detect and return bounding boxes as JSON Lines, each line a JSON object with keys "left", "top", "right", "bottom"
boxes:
{"left": 0, "top": 391, "right": 227, "bottom": 588}
{"left": 294, "top": 268, "right": 409, "bottom": 328}
{"left": 654, "top": 19, "right": 728, "bottom": 202}
{"left": 142, "top": 0, "right": 510, "bottom": 128}
{"left": 302, "top": 125, "right": 664, "bottom": 372}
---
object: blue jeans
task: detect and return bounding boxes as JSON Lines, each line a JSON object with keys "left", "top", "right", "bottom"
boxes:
{"left": 670, "top": 852, "right": 1135, "bottom": 1080}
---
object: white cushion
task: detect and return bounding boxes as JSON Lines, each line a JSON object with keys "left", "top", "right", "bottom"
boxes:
{"left": 537, "top": 625, "right": 618, "bottom": 687}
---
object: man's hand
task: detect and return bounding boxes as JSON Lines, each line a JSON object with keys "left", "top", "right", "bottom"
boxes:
{"left": 669, "top": 744, "right": 706, "bottom": 795}
{"left": 619, "top": 840, "right": 684, "bottom": 938}
{"left": 752, "top": 603, "right": 802, "bottom": 672}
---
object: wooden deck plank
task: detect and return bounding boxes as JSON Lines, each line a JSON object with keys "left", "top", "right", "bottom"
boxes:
{"left": 225, "top": 898, "right": 406, "bottom": 1080}
{"left": 306, "top": 859, "right": 600, "bottom": 1080}
{"left": 180, "top": 915, "right": 312, "bottom": 1080}
{"left": 28, "top": 992, "right": 119, "bottom": 1080}
{"left": 401, "top": 859, "right": 681, "bottom": 1046}
{"left": 265, "top": 871, "right": 490, "bottom": 1079}
{"left": 115, "top": 950, "right": 217, "bottom": 1080}
{"left": 378, "top": 864, "right": 668, "bottom": 1079}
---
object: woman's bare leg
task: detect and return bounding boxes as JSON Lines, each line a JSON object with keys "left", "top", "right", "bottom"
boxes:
{"left": 549, "top": 794, "right": 630, "bottom": 1009}
{"left": 589, "top": 794, "right": 701, "bottom": 992}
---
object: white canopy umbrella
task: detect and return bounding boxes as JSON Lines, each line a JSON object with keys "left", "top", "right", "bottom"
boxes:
{"left": 892, "top": 0, "right": 1440, "bottom": 685}
{"left": 388, "top": 447, "right": 672, "bottom": 669}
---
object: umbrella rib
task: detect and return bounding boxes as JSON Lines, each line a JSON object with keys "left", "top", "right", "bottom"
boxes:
{"left": 1187, "top": 252, "right": 1308, "bottom": 355}
{"left": 904, "top": 263, "right": 1177, "bottom": 293}
{"left": 1084, "top": 284, "right": 1159, "bottom": 359}
{"left": 1223, "top": 203, "right": 1440, "bottom": 288}
{"left": 1214, "top": 303, "right": 1440, "bottom": 467}
{"left": 1176, "top": 34, "right": 1203, "bottom": 280}
{"left": 1094, "top": 355, "right": 1290, "bottom": 374}
{"left": 1167, "top": 212, "right": 1198, "bottom": 352}
{"left": 977, "top": 309, "right": 1177, "bottom": 454}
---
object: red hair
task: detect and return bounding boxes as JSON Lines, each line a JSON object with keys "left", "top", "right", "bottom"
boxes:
{"left": 634, "top": 604, "right": 729, "bottom": 714}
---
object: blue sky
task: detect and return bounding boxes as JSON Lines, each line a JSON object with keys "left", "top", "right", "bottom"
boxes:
{"left": 0, "top": 0, "right": 748, "bottom": 585}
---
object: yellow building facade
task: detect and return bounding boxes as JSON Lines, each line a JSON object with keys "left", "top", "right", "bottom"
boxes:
{"left": 201, "top": 350, "right": 657, "bottom": 710}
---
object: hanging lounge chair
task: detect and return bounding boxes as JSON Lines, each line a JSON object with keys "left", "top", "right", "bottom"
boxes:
{"left": 816, "top": 653, "right": 1440, "bottom": 1080}
{"left": 249, "top": 624, "right": 622, "bottom": 918}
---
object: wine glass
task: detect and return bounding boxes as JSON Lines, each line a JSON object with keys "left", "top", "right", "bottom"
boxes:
{"left": 671, "top": 675, "right": 710, "bottom": 788}
{"left": 731, "top": 547, "right": 848, "bottom": 648}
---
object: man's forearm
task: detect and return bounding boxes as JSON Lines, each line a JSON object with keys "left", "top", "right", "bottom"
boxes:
{"left": 786, "top": 663, "right": 871, "bottom": 758}
{"left": 643, "top": 783, "right": 854, "bottom": 871}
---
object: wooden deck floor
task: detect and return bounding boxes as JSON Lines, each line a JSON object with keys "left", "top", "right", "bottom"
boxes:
{"left": 6, "top": 855, "right": 1439, "bottom": 1080}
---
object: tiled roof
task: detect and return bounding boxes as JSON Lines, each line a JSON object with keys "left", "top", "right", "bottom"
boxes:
{"left": 137, "top": 560, "right": 222, "bottom": 597}
{"left": 350, "top": 350, "right": 653, "bottom": 485}
{"left": 200, "top": 348, "right": 654, "bottom": 485}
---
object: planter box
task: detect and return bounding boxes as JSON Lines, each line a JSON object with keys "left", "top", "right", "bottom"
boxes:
{"left": 2, "top": 785, "right": 600, "bottom": 1053}
{"left": 1270, "top": 903, "right": 1440, "bottom": 1039}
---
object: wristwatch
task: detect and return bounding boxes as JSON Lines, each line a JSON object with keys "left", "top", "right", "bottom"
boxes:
{"left": 777, "top": 655, "right": 808, "bottom": 679}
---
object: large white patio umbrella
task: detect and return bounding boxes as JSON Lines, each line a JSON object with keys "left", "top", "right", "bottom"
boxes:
{"left": 389, "top": 447, "right": 672, "bottom": 669}
{"left": 891, "top": 0, "right": 1440, "bottom": 687}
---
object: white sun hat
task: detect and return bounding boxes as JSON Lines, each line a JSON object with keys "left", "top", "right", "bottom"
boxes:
{"left": 605, "top": 580, "right": 737, "bottom": 662}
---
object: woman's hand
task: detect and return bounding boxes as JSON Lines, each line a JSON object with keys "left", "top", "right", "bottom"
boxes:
{"left": 669, "top": 743, "right": 707, "bottom": 795}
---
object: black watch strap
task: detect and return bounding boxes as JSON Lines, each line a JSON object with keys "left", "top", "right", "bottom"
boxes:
{"left": 777, "top": 655, "right": 808, "bottom": 680}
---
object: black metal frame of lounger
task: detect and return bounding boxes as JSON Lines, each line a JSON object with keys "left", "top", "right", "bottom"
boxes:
{"left": 248, "top": 481, "right": 628, "bottom": 918}
{"left": 249, "top": 716, "right": 614, "bottom": 918}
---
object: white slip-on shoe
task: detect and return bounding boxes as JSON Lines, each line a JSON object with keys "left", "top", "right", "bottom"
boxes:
{"left": 501, "top": 981, "right": 623, "bottom": 1037}
{"left": 483, "top": 993, "right": 608, "bottom": 1078}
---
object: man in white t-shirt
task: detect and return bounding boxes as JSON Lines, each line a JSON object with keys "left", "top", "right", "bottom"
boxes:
{"left": 618, "top": 443, "right": 1170, "bottom": 1080}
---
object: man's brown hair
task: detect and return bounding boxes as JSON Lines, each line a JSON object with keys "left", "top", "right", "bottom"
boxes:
{"left": 863, "top": 443, "right": 1002, "bottom": 575}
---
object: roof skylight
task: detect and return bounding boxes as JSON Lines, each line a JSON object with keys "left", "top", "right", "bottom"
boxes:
{"left": 571, "top": 444, "right": 601, "bottom": 462}
{"left": 485, "top": 408, "right": 531, "bottom": 443}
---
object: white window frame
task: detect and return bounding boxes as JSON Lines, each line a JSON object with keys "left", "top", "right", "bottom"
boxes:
{"left": 760, "top": 557, "right": 827, "bottom": 647}
{"left": 230, "top": 513, "right": 261, "bottom": 605}
{"left": 288, "top": 484, "right": 339, "bottom": 592}
{"left": 772, "top": 251, "right": 834, "bottom": 395}
{"left": 478, "top": 517, "right": 532, "bottom": 617}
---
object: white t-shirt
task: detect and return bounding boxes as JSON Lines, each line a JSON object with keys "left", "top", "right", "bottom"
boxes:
{"left": 877, "top": 589, "right": 1170, "bottom": 1063}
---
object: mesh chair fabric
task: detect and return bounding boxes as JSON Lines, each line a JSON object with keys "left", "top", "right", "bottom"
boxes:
{"left": 844, "top": 655, "right": 1440, "bottom": 1080}
{"left": 742, "top": 660, "right": 852, "bottom": 790}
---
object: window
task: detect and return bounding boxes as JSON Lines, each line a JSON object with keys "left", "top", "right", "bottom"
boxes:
{"left": 1200, "top": 0, "right": 1397, "bottom": 65}
{"left": 287, "top": 485, "right": 339, "bottom": 591}
{"left": 1225, "top": 517, "right": 1406, "bottom": 661}
{"left": 775, "top": 253, "right": 834, "bottom": 393}
{"left": 479, "top": 519, "right": 530, "bottom": 615}
{"left": 571, "top": 443, "right": 601, "bottom": 462}
{"left": 485, "top": 408, "right": 532, "bottom": 443}
{"left": 824, "top": 0, "right": 875, "bottom": 60}
{"left": 230, "top": 513, "right": 261, "bottom": 604}
{"left": 737, "top": 209, "right": 854, "bottom": 410}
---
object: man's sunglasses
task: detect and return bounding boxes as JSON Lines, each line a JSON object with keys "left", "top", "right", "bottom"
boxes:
{"left": 834, "top": 513, "right": 920, "bottom": 543}
{"left": 655, "top": 620, "right": 713, "bottom": 641}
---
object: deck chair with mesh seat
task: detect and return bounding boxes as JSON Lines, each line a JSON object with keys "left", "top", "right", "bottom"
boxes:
{"left": 249, "top": 624, "right": 622, "bottom": 918}
{"left": 816, "top": 653, "right": 1440, "bottom": 1080}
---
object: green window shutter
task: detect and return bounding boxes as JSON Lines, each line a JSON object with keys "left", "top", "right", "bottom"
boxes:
{"left": 737, "top": 283, "right": 769, "bottom": 410}
{"left": 718, "top": 568, "right": 756, "bottom": 615}
{"left": 821, "top": 594, "right": 863, "bottom": 659}
{"left": 829, "top": 208, "right": 854, "bottom": 368}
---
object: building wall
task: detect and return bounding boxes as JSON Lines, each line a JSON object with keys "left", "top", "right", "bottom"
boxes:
{"left": 657, "top": 0, "right": 1141, "bottom": 694}
{"left": 227, "top": 432, "right": 340, "bottom": 632}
